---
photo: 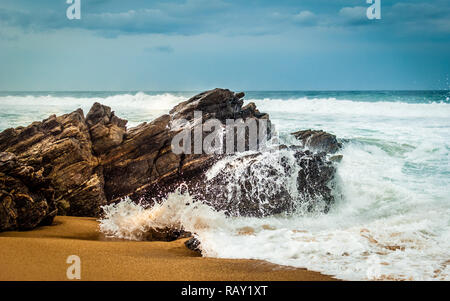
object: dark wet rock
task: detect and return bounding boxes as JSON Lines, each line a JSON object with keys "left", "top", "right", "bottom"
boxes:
{"left": 138, "top": 148, "right": 337, "bottom": 217}
{"left": 185, "top": 237, "right": 202, "bottom": 254}
{"left": 295, "top": 150, "right": 336, "bottom": 212}
{"left": 39, "top": 209, "right": 58, "bottom": 227}
{"left": 143, "top": 227, "right": 191, "bottom": 242}
{"left": 204, "top": 150, "right": 336, "bottom": 216}
{"left": 200, "top": 152, "right": 296, "bottom": 216}
{"left": 291, "top": 129, "right": 342, "bottom": 154}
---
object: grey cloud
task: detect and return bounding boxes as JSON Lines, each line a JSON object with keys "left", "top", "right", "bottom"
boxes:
{"left": 0, "top": 1, "right": 449, "bottom": 38}
{"left": 0, "top": 1, "right": 234, "bottom": 37}
{"left": 386, "top": 2, "right": 450, "bottom": 33}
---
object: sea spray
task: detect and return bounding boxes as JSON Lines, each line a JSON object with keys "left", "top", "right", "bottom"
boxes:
{"left": 99, "top": 189, "right": 229, "bottom": 243}
{"left": 203, "top": 149, "right": 333, "bottom": 216}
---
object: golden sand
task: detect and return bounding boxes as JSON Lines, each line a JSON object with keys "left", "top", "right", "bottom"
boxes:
{"left": 0, "top": 216, "right": 336, "bottom": 281}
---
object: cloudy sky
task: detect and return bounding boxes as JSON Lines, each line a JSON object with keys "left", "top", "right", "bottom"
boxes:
{"left": 0, "top": 0, "right": 449, "bottom": 91}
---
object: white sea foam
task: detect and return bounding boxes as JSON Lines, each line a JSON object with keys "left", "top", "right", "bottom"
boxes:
{"left": 99, "top": 190, "right": 228, "bottom": 241}
{"left": 248, "top": 97, "right": 450, "bottom": 118}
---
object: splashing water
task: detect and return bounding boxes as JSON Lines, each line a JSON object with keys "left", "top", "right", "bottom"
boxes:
{"left": 99, "top": 190, "right": 227, "bottom": 241}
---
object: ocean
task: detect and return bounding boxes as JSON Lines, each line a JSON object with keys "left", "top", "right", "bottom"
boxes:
{"left": 1, "top": 90, "right": 449, "bottom": 280}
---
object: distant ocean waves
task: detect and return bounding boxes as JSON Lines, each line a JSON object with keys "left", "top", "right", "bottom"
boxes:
{"left": 0, "top": 92, "right": 186, "bottom": 131}
{"left": 0, "top": 90, "right": 448, "bottom": 131}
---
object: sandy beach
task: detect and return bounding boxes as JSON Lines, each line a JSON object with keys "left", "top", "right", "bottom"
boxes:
{"left": 0, "top": 216, "right": 335, "bottom": 281}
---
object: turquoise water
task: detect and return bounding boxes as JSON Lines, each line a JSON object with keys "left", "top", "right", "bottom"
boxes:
{"left": 1, "top": 90, "right": 449, "bottom": 280}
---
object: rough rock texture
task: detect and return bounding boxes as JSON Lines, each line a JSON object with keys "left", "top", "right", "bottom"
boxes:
{"left": 294, "top": 150, "right": 336, "bottom": 212}
{"left": 136, "top": 149, "right": 338, "bottom": 217}
{"left": 185, "top": 237, "right": 202, "bottom": 254}
{"left": 142, "top": 228, "right": 191, "bottom": 242}
{"left": 195, "top": 149, "right": 335, "bottom": 216}
{"left": 0, "top": 152, "right": 56, "bottom": 231}
{"left": 103, "top": 88, "right": 270, "bottom": 203}
{"left": 0, "top": 88, "right": 269, "bottom": 230}
{"left": 0, "top": 109, "right": 106, "bottom": 217}
{"left": 291, "top": 129, "right": 342, "bottom": 154}
{"left": 86, "top": 102, "right": 128, "bottom": 155}
{"left": 0, "top": 88, "right": 341, "bottom": 232}
{"left": 171, "top": 89, "right": 269, "bottom": 122}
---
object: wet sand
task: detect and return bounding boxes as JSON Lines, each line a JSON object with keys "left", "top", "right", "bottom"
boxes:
{"left": 0, "top": 216, "right": 336, "bottom": 281}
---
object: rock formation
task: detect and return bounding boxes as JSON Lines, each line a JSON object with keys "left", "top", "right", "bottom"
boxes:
{"left": 0, "top": 109, "right": 106, "bottom": 218}
{"left": 0, "top": 152, "right": 56, "bottom": 231}
{"left": 0, "top": 88, "right": 342, "bottom": 233}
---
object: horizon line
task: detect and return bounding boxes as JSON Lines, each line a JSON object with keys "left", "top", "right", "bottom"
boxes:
{"left": 0, "top": 89, "right": 448, "bottom": 93}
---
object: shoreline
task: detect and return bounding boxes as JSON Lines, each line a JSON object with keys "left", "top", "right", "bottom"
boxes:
{"left": 0, "top": 216, "right": 336, "bottom": 281}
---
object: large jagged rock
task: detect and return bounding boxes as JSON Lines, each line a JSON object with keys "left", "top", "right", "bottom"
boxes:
{"left": 101, "top": 88, "right": 270, "bottom": 203}
{"left": 0, "top": 109, "right": 107, "bottom": 217}
{"left": 0, "top": 88, "right": 267, "bottom": 224}
{"left": 170, "top": 89, "right": 268, "bottom": 122}
{"left": 0, "top": 152, "right": 56, "bottom": 231}
{"left": 0, "top": 88, "right": 341, "bottom": 232}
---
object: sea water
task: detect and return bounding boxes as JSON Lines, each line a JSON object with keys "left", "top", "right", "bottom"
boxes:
{"left": 1, "top": 90, "right": 449, "bottom": 280}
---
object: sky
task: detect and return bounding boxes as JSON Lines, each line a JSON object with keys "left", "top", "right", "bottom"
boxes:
{"left": 0, "top": 0, "right": 449, "bottom": 91}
